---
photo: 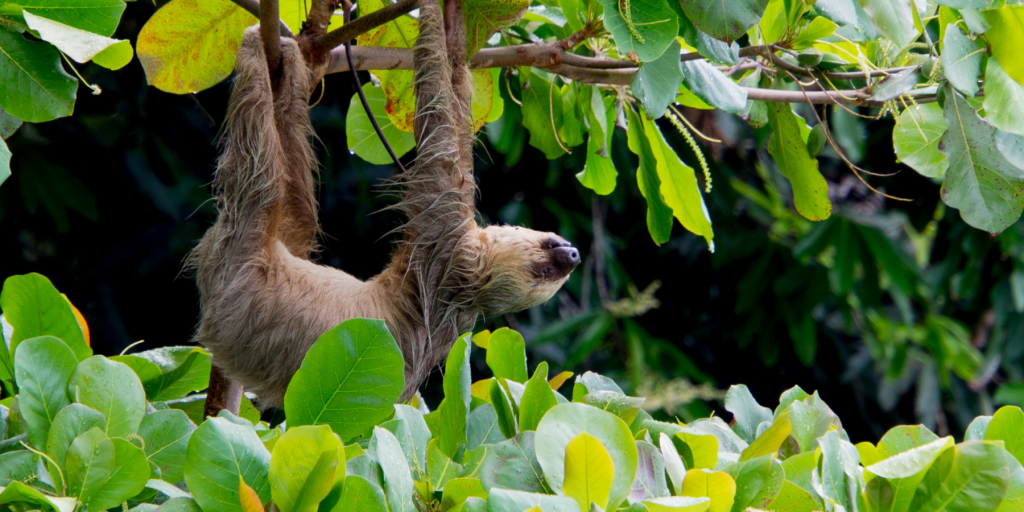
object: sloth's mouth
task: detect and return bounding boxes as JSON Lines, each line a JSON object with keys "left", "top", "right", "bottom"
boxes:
{"left": 534, "top": 237, "right": 581, "bottom": 281}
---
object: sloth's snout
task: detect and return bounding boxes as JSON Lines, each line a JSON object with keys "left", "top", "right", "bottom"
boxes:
{"left": 551, "top": 246, "right": 580, "bottom": 271}
{"left": 537, "top": 237, "right": 580, "bottom": 279}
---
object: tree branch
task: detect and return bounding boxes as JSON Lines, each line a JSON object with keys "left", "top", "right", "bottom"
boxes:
{"left": 325, "top": 44, "right": 934, "bottom": 106}
{"left": 261, "top": 0, "right": 282, "bottom": 75}
{"left": 226, "top": 0, "right": 294, "bottom": 37}
{"left": 314, "top": 0, "right": 419, "bottom": 52}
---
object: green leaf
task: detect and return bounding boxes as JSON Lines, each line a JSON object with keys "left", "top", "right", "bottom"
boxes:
{"left": 818, "top": 431, "right": 860, "bottom": 510}
{"left": 0, "top": 481, "right": 75, "bottom": 511}
{"left": 155, "top": 497, "right": 204, "bottom": 512}
{"left": 486, "top": 488, "right": 580, "bottom": 512}
{"left": 563, "top": 432, "right": 615, "bottom": 512}
{"left": 766, "top": 102, "right": 832, "bottom": 221}
{"left": 346, "top": 85, "right": 416, "bottom": 165}
{"left": 13, "top": 336, "right": 77, "bottom": 448}
{"left": 894, "top": 103, "right": 949, "bottom": 178}
{"left": 358, "top": 0, "right": 418, "bottom": 132}
{"left": 46, "top": 403, "right": 105, "bottom": 484}
{"left": 939, "top": 86, "right": 1024, "bottom": 233}
{"left": 747, "top": 458, "right": 784, "bottom": 508}
{"left": 632, "top": 440, "right": 670, "bottom": 502}
{"left": 641, "top": 496, "right": 712, "bottom": 512}
{"left": 87, "top": 438, "right": 151, "bottom": 510}
{"left": 138, "top": 409, "right": 195, "bottom": 484}
{"left": 966, "top": 416, "right": 992, "bottom": 441}
{"left": 578, "top": 92, "right": 618, "bottom": 195}
{"left": 284, "top": 318, "right": 405, "bottom": 442}
{"left": 679, "top": 469, "right": 736, "bottom": 512}
{"left": 437, "top": 334, "right": 472, "bottom": 458}
{"left": 463, "top": 0, "right": 528, "bottom": 56}
{"left": 23, "top": 11, "right": 132, "bottom": 69}
{"left": 428, "top": 438, "right": 463, "bottom": 489}
{"left": 2, "top": 273, "right": 90, "bottom": 362}
{"left": 91, "top": 40, "right": 133, "bottom": 70}
{"left": 626, "top": 105, "right": 674, "bottom": 245}
{"left": 0, "top": 28, "right": 75, "bottom": 123}
{"left": 870, "top": 67, "right": 921, "bottom": 103}
{"left": 866, "top": 436, "right": 953, "bottom": 512}
{"left": 722, "top": 455, "right": 772, "bottom": 511}
{"left": 985, "top": 406, "right": 1024, "bottom": 467}
{"left": 680, "top": 60, "right": 748, "bottom": 114}
{"left": 599, "top": 0, "right": 679, "bottom": 59}
{"left": 270, "top": 425, "right": 342, "bottom": 512}
{"left": 520, "top": 70, "right": 567, "bottom": 159}
{"left": 724, "top": 385, "right": 772, "bottom": 444}
{"left": 114, "top": 346, "right": 212, "bottom": 402}
{"left": 943, "top": 25, "right": 983, "bottom": 97}
{"left": 15, "top": 0, "right": 126, "bottom": 36}
{"left": 381, "top": 404, "right": 431, "bottom": 476}
{"left": 0, "top": 451, "right": 37, "bottom": 487}
{"left": 184, "top": 415, "right": 271, "bottom": 512}
{"left": 476, "top": 432, "right": 549, "bottom": 493}
{"left": 536, "top": 403, "right": 639, "bottom": 511}
{"left": 66, "top": 427, "right": 114, "bottom": 502}
{"left": 764, "top": 481, "right": 817, "bottom": 512}
{"left": 984, "top": 58, "right": 1024, "bottom": 136}
{"left": 137, "top": 0, "right": 256, "bottom": 94}
{"left": 739, "top": 411, "right": 791, "bottom": 462}
{"left": 985, "top": 7, "right": 1024, "bottom": 87}
{"left": 490, "top": 378, "right": 518, "bottom": 439}
{"left": 632, "top": 39, "right": 685, "bottom": 118}
{"left": 519, "top": 362, "right": 558, "bottom": 431}
{"left": 643, "top": 114, "right": 715, "bottom": 250}
{"left": 918, "top": 441, "right": 1010, "bottom": 512}
{"left": 660, "top": 432, "right": 686, "bottom": 494}
{"left": 677, "top": 0, "right": 769, "bottom": 42}
{"left": 370, "top": 426, "right": 414, "bottom": 512}
{"left": 441, "top": 477, "right": 488, "bottom": 510}
{"left": 675, "top": 10, "right": 739, "bottom": 64}
{"left": 68, "top": 356, "right": 146, "bottom": 438}
{"left": 791, "top": 16, "right": 838, "bottom": 49}
{"left": 331, "top": 475, "right": 389, "bottom": 512}
{"left": 467, "top": 403, "right": 505, "bottom": 450}
{"left": 486, "top": 328, "right": 528, "bottom": 383}
{"left": 858, "top": 0, "right": 917, "bottom": 47}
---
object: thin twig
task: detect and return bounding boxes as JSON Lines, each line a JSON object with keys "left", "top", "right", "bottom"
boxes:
{"left": 344, "top": 2, "right": 408, "bottom": 172}
{"left": 316, "top": 0, "right": 418, "bottom": 51}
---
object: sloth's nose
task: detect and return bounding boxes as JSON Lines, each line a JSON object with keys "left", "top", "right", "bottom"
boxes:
{"left": 551, "top": 246, "right": 581, "bottom": 271}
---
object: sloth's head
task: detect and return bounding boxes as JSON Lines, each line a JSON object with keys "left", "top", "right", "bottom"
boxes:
{"left": 461, "top": 225, "right": 580, "bottom": 314}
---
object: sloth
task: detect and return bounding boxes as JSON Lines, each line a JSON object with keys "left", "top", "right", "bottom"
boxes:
{"left": 189, "top": 0, "right": 580, "bottom": 409}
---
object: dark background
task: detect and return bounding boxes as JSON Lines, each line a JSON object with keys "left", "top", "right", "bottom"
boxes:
{"left": 3, "top": 1, "right": 1019, "bottom": 443}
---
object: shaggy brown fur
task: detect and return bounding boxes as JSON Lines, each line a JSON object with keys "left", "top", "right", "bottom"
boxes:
{"left": 190, "top": 0, "right": 580, "bottom": 409}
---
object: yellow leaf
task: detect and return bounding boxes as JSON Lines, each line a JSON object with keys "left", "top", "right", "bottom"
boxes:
{"left": 675, "top": 431, "right": 718, "bottom": 469}
{"left": 63, "top": 294, "right": 89, "bottom": 347}
{"left": 563, "top": 432, "right": 615, "bottom": 512}
{"left": 471, "top": 378, "right": 493, "bottom": 402}
{"left": 740, "top": 411, "right": 791, "bottom": 461}
{"left": 679, "top": 469, "right": 736, "bottom": 512}
{"left": 472, "top": 330, "right": 492, "bottom": 349}
{"left": 985, "top": 6, "right": 1024, "bottom": 87}
{"left": 239, "top": 478, "right": 265, "bottom": 512}
{"left": 137, "top": 0, "right": 257, "bottom": 94}
{"left": 548, "top": 371, "right": 574, "bottom": 391}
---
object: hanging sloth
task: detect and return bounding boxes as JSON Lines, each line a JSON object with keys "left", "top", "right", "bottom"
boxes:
{"left": 189, "top": 0, "right": 580, "bottom": 408}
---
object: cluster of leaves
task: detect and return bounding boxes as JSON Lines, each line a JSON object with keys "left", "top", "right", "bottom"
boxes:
{"left": 0, "top": 0, "right": 135, "bottom": 185}
{"left": 4, "top": 272, "right": 1024, "bottom": 512}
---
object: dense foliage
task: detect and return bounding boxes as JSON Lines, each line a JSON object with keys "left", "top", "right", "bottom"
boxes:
{"left": 2, "top": 273, "right": 1024, "bottom": 512}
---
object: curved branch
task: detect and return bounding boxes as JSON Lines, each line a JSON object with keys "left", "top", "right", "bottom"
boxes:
{"left": 315, "top": 0, "right": 419, "bottom": 51}
{"left": 227, "top": 0, "right": 294, "bottom": 37}
{"left": 324, "top": 44, "right": 932, "bottom": 106}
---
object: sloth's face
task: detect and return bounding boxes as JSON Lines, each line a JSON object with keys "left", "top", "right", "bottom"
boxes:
{"left": 469, "top": 225, "right": 580, "bottom": 314}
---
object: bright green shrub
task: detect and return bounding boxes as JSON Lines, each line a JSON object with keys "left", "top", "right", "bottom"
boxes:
{"left": 1, "top": 273, "right": 1022, "bottom": 512}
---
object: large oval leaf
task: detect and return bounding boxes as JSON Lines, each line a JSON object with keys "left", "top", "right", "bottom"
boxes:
{"left": 46, "top": 403, "right": 105, "bottom": 484}
{"left": 766, "top": 102, "right": 832, "bottom": 221}
{"left": 536, "top": 403, "right": 639, "bottom": 511}
{"left": 137, "top": 0, "right": 256, "bottom": 94}
{"left": 13, "top": 335, "right": 77, "bottom": 448}
{"left": 677, "top": 0, "right": 768, "bottom": 43}
{"left": 939, "top": 86, "right": 1024, "bottom": 234}
{"left": 20, "top": 0, "right": 126, "bottom": 36}
{"left": 270, "top": 425, "right": 342, "bottom": 512}
{"left": 563, "top": 432, "right": 615, "bottom": 512}
{"left": 184, "top": 415, "right": 271, "bottom": 512}
{"left": 67, "top": 427, "right": 114, "bottom": 501}
{"left": 0, "top": 22, "right": 75, "bottom": 123}
{"left": 2, "top": 273, "right": 90, "bottom": 362}
{"left": 346, "top": 85, "right": 415, "bottom": 165}
{"left": 597, "top": 0, "right": 678, "bottom": 61}
{"left": 87, "top": 437, "right": 151, "bottom": 510}
{"left": 68, "top": 355, "right": 146, "bottom": 438}
{"left": 894, "top": 103, "right": 949, "bottom": 179}
{"left": 139, "top": 409, "right": 196, "bottom": 483}
{"left": 284, "top": 318, "right": 405, "bottom": 442}
{"left": 476, "top": 432, "right": 549, "bottom": 493}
